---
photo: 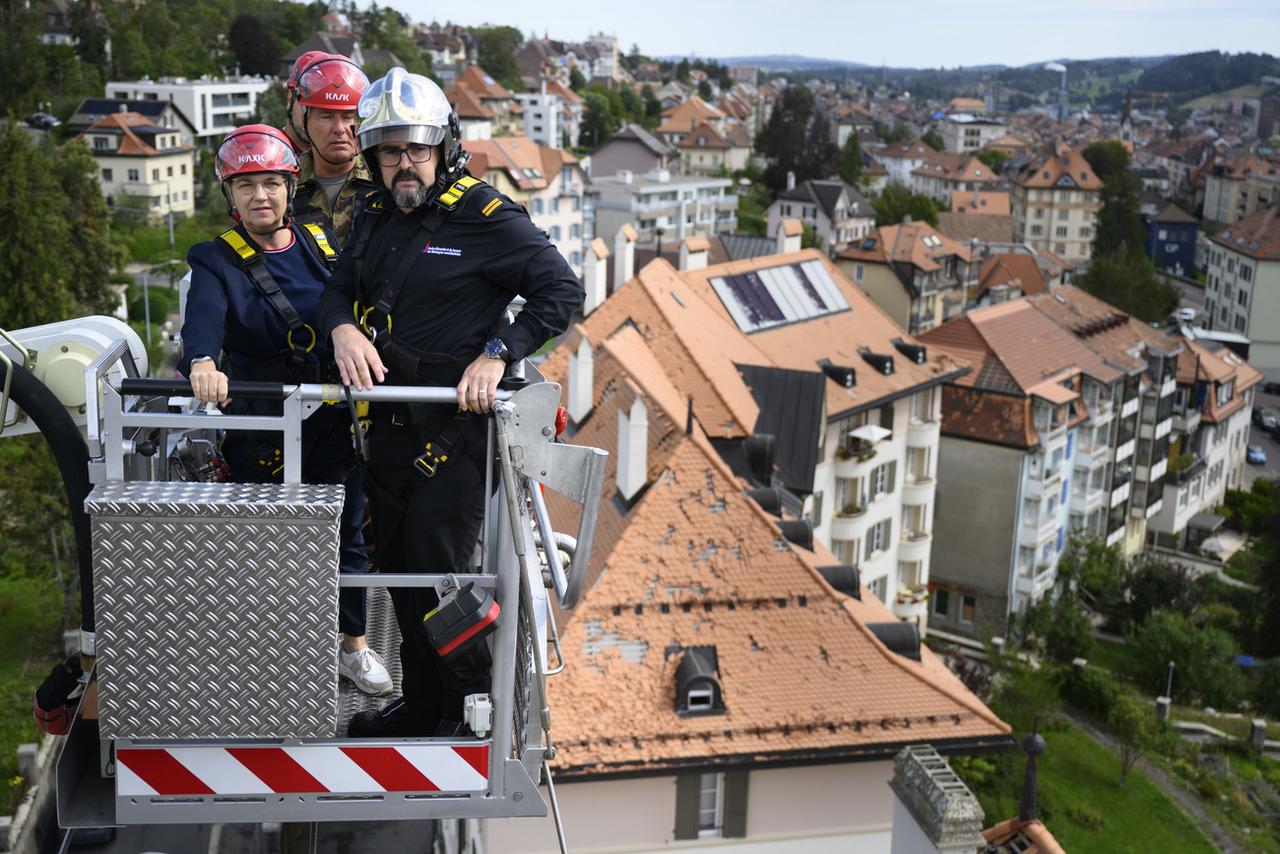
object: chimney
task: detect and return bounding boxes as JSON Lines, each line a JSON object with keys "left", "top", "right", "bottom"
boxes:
{"left": 567, "top": 328, "right": 593, "bottom": 424}
{"left": 776, "top": 218, "right": 802, "bottom": 254}
{"left": 612, "top": 223, "right": 637, "bottom": 291}
{"left": 582, "top": 238, "right": 609, "bottom": 315}
{"left": 1018, "top": 730, "right": 1046, "bottom": 823}
{"left": 889, "top": 745, "right": 986, "bottom": 854}
{"left": 616, "top": 391, "right": 648, "bottom": 501}
{"left": 786, "top": 170, "right": 796, "bottom": 191}
{"left": 678, "top": 237, "right": 709, "bottom": 271}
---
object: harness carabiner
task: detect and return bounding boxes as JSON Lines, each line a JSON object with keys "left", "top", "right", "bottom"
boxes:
{"left": 286, "top": 323, "right": 318, "bottom": 354}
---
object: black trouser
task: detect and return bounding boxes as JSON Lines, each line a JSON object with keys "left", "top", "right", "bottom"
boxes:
{"left": 363, "top": 405, "right": 492, "bottom": 727}
{"left": 222, "top": 403, "right": 369, "bottom": 637}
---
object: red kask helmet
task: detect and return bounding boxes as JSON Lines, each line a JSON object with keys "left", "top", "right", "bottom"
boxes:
{"left": 215, "top": 125, "right": 300, "bottom": 181}
{"left": 295, "top": 56, "right": 369, "bottom": 111}
{"left": 288, "top": 50, "right": 331, "bottom": 90}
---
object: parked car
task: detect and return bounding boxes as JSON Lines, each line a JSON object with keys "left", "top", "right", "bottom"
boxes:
{"left": 1264, "top": 381, "right": 1280, "bottom": 395}
{"left": 1247, "top": 445, "right": 1267, "bottom": 465}
{"left": 1255, "top": 408, "right": 1279, "bottom": 432}
{"left": 1172, "top": 307, "right": 1197, "bottom": 324}
{"left": 24, "top": 112, "right": 60, "bottom": 130}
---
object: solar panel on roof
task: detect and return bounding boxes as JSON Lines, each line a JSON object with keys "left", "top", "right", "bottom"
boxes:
{"left": 710, "top": 262, "right": 850, "bottom": 334}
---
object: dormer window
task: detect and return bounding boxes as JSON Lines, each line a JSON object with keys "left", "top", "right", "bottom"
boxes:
{"left": 675, "top": 646, "right": 725, "bottom": 716}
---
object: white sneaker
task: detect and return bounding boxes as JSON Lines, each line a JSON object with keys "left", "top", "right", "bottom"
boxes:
{"left": 339, "top": 646, "right": 393, "bottom": 696}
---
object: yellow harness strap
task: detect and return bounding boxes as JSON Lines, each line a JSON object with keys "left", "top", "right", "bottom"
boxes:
{"left": 300, "top": 222, "right": 337, "bottom": 260}
{"left": 219, "top": 228, "right": 257, "bottom": 263}
{"left": 437, "top": 175, "right": 481, "bottom": 209}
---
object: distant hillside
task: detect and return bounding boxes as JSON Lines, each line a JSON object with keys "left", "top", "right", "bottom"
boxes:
{"left": 1137, "top": 51, "right": 1280, "bottom": 103}
{"left": 661, "top": 54, "right": 871, "bottom": 72}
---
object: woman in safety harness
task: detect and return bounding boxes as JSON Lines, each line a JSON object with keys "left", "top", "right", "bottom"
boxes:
{"left": 179, "top": 124, "right": 393, "bottom": 697}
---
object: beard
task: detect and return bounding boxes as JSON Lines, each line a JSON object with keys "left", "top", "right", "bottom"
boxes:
{"left": 390, "top": 168, "right": 431, "bottom": 208}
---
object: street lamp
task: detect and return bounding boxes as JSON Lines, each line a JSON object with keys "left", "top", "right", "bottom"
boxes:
{"left": 1166, "top": 660, "right": 1176, "bottom": 699}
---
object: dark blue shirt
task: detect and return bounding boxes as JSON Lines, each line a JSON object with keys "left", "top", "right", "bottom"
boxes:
{"left": 181, "top": 229, "right": 333, "bottom": 375}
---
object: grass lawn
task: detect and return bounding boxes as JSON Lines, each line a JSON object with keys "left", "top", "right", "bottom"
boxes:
{"left": 974, "top": 724, "right": 1217, "bottom": 853}
{"left": 1090, "top": 636, "right": 1140, "bottom": 678}
{"left": 1183, "top": 84, "right": 1270, "bottom": 110}
{"left": 0, "top": 575, "right": 64, "bottom": 812}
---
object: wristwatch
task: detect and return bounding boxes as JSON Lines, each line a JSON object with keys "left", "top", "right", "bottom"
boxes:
{"left": 483, "top": 337, "right": 512, "bottom": 363}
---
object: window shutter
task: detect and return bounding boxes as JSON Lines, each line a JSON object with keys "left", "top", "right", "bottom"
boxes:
{"left": 887, "top": 460, "right": 897, "bottom": 493}
{"left": 884, "top": 518, "right": 893, "bottom": 548}
{"left": 722, "top": 770, "right": 750, "bottom": 838}
{"left": 864, "top": 535, "right": 873, "bottom": 562}
{"left": 674, "top": 774, "right": 699, "bottom": 840}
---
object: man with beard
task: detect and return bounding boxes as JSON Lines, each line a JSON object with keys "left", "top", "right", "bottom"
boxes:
{"left": 318, "top": 68, "right": 583, "bottom": 737}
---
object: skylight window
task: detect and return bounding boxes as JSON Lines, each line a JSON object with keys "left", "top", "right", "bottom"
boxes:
{"left": 710, "top": 260, "right": 850, "bottom": 334}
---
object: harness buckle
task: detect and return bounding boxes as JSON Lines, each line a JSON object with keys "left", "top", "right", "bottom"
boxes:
{"left": 413, "top": 441, "right": 449, "bottom": 479}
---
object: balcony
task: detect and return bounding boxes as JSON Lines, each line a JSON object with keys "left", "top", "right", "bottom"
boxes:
{"left": 1161, "top": 376, "right": 1177, "bottom": 398}
{"left": 907, "top": 417, "right": 941, "bottom": 443}
{"left": 1169, "top": 455, "right": 1207, "bottom": 485}
{"left": 1115, "top": 438, "right": 1136, "bottom": 463}
{"left": 893, "top": 585, "right": 930, "bottom": 620}
{"left": 899, "top": 531, "right": 932, "bottom": 562}
{"left": 1070, "top": 486, "right": 1107, "bottom": 514}
{"left": 1106, "top": 526, "right": 1126, "bottom": 547}
{"left": 829, "top": 506, "right": 870, "bottom": 539}
{"left": 834, "top": 441, "right": 879, "bottom": 476}
{"left": 1034, "top": 420, "right": 1069, "bottom": 446}
{"left": 1140, "top": 417, "right": 1174, "bottom": 441}
{"left": 1172, "top": 408, "right": 1202, "bottom": 435}
{"left": 902, "top": 475, "right": 935, "bottom": 506}
{"left": 1111, "top": 471, "right": 1132, "bottom": 508}
{"left": 1024, "top": 466, "right": 1063, "bottom": 498}
{"left": 1015, "top": 565, "right": 1057, "bottom": 597}
{"left": 1122, "top": 397, "right": 1140, "bottom": 419}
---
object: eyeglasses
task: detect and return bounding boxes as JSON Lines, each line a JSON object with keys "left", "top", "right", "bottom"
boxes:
{"left": 230, "top": 177, "right": 287, "bottom": 195}
{"left": 376, "top": 144, "right": 434, "bottom": 167}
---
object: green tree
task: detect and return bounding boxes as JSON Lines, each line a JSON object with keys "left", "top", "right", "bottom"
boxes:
{"left": 228, "top": 12, "right": 278, "bottom": 77}
{"left": 921, "top": 127, "right": 945, "bottom": 151}
{"left": 697, "top": 79, "right": 713, "bottom": 100}
{"left": 1044, "top": 597, "right": 1095, "bottom": 663}
{"left": 1129, "top": 612, "right": 1245, "bottom": 707}
{"left": 1221, "top": 479, "right": 1278, "bottom": 535}
{"left": 569, "top": 66, "right": 586, "bottom": 92}
{"left": 0, "top": 128, "right": 118, "bottom": 328}
{"left": 1078, "top": 252, "right": 1179, "bottom": 323}
{"left": 676, "top": 58, "right": 691, "bottom": 83}
{"left": 976, "top": 148, "right": 1009, "bottom": 173}
{"left": 619, "top": 87, "right": 644, "bottom": 125}
{"left": 472, "top": 25, "right": 523, "bottom": 90}
{"left": 838, "top": 134, "right": 863, "bottom": 186}
{"left": 1108, "top": 696, "right": 1158, "bottom": 785}
{"left": 581, "top": 92, "right": 617, "bottom": 149}
{"left": 872, "top": 182, "right": 940, "bottom": 227}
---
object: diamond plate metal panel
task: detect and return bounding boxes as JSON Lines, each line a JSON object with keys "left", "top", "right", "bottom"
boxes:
{"left": 87, "top": 481, "right": 346, "bottom": 740}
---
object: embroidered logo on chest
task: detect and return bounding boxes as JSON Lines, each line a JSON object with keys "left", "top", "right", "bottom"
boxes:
{"left": 424, "top": 245, "right": 462, "bottom": 257}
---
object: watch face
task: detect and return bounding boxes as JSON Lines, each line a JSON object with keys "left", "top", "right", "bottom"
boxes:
{"left": 485, "top": 339, "right": 505, "bottom": 359}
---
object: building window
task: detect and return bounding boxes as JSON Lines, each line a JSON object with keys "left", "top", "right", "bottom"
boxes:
{"left": 181, "top": 164, "right": 187, "bottom": 175}
{"left": 933, "top": 588, "right": 950, "bottom": 617}
{"left": 854, "top": 263, "right": 864, "bottom": 282}
{"left": 865, "top": 518, "right": 892, "bottom": 560}
{"left": 127, "top": 169, "right": 139, "bottom": 181}
{"left": 1055, "top": 243, "right": 1067, "bottom": 255}
{"left": 167, "top": 166, "right": 173, "bottom": 177}
{"left": 101, "top": 168, "right": 113, "bottom": 182}
{"left": 1030, "top": 225, "right": 1043, "bottom": 237}
{"left": 869, "top": 574, "right": 888, "bottom": 602}
{"left": 960, "top": 595, "right": 976, "bottom": 623}
{"left": 550, "top": 225, "right": 562, "bottom": 240}
{"left": 832, "top": 537, "right": 859, "bottom": 565}
{"left": 697, "top": 772, "right": 722, "bottom": 835}
{"left": 1056, "top": 226, "right": 1069, "bottom": 238}
{"left": 871, "top": 461, "right": 896, "bottom": 498}
{"left": 532, "top": 198, "right": 544, "bottom": 215}
{"left": 93, "top": 137, "right": 109, "bottom": 150}
{"left": 151, "top": 168, "right": 159, "bottom": 181}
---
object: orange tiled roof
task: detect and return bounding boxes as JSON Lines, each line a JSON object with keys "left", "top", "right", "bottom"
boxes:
{"left": 79, "top": 112, "right": 185, "bottom": 156}
{"left": 1209, "top": 207, "right": 1280, "bottom": 262}
{"left": 677, "top": 121, "right": 729, "bottom": 150}
{"left": 837, "top": 220, "right": 973, "bottom": 274}
{"left": 543, "top": 324, "right": 1009, "bottom": 778}
{"left": 1179, "top": 338, "right": 1263, "bottom": 423}
{"left": 978, "top": 254, "right": 1046, "bottom": 296}
{"left": 456, "top": 65, "right": 511, "bottom": 100}
{"left": 1014, "top": 143, "right": 1102, "bottom": 190}
{"left": 446, "top": 82, "right": 494, "bottom": 119}
{"left": 657, "top": 97, "right": 724, "bottom": 134}
{"left": 951, "top": 191, "right": 1011, "bottom": 216}
{"left": 460, "top": 136, "right": 577, "bottom": 192}
{"left": 1025, "top": 285, "right": 1180, "bottom": 376}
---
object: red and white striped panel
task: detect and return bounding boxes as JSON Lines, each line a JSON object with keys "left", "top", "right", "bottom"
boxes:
{"left": 116, "top": 744, "right": 489, "bottom": 796}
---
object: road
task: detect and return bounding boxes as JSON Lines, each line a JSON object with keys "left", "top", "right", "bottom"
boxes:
{"left": 1245, "top": 386, "right": 1280, "bottom": 488}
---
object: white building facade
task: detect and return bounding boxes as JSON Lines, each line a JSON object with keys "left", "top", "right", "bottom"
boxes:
{"left": 105, "top": 77, "right": 274, "bottom": 140}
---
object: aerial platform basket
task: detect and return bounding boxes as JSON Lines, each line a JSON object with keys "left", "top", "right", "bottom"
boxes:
{"left": 13, "top": 327, "right": 609, "bottom": 831}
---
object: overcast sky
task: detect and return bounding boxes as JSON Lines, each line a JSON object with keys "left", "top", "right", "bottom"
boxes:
{"left": 392, "top": 0, "right": 1278, "bottom": 69}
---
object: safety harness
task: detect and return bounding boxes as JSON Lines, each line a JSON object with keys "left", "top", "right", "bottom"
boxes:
{"left": 217, "top": 221, "right": 339, "bottom": 376}
{"left": 348, "top": 175, "right": 487, "bottom": 479}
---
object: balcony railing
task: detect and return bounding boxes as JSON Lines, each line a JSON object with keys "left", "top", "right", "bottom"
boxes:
{"left": 1170, "top": 455, "right": 1206, "bottom": 485}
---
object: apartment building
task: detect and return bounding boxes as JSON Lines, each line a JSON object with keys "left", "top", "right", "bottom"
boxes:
{"left": 1010, "top": 144, "right": 1102, "bottom": 266}
{"left": 77, "top": 112, "right": 196, "bottom": 223}
{"left": 868, "top": 139, "right": 940, "bottom": 188}
{"left": 835, "top": 220, "right": 976, "bottom": 335}
{"left": 1202, "top": 154, "right": 1280, "bottom": 225}
{"left": 485, "top": 305, "right": 1008, "bottom": 853}
{"left": 592, "top": 169, "right": 736, "bottom": 244}
{"left": 919, "top": 300, "right": 1136, "bottom": 638}
{"left": 461, "top": 137, "right": 587, "bottom": 275}
{"left": 544, "top": 243, "right": 966, "bottom": 635}
{"left": 105, "top": 76, "right": 273, "bottom": 140}
{"left": 1026, "top": 287, "right": 1184, "bottom": 556}
{"left": 1152, "top": 336, "right": 1260, "bottom": 548}
{"left": 766, "top": 178, "right": 874, "bottom": 255}
{"left": 513, "top": 80, "right": 582, "bottom": 149}
{"left": 1205, "top": 208, "right": 1280, "bottom": 372}
{"left": 912, "top": 154, "right": 1002, "bottom": 207}
{"left": 939, "top": 114, "right": 1007, "bottom": 154}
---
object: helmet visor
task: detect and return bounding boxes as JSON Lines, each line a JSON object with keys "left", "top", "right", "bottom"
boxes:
{"left": 358, "top": 123, "right": 446, "bottom": 151}
{"left": 216, "top": 130, "right": 300, "bottom": 180}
